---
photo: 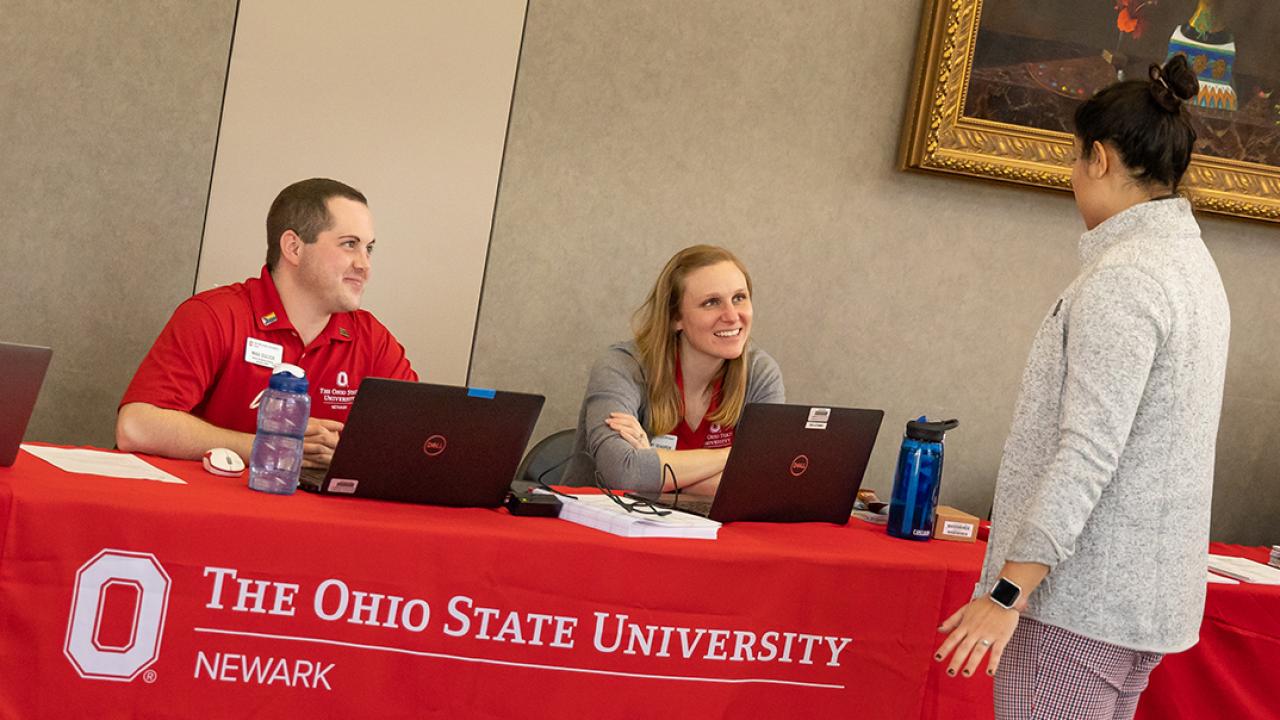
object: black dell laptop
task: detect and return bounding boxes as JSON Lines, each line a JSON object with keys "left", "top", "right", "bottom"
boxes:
{"left": 656, "top": 403, "right": 883, "bottom": 524}
{"left": 304, "top": 379, "right": 544, "bottom": 507}
{"left": 0, "top": 342, "right": 53, "bottom": 467}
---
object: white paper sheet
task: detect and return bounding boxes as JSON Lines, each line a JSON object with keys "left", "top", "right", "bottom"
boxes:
{"left": 1207, "top": 554, "right": 1280, "bottom": 585}
{"left": 553, "top": 493, "right": 720, "bottom": 539}
{"left": 1207, "top": 570, "right": 1240, "bottom": 585}
{"left": 21, "top": 445, "right": 186, "bottom": 484}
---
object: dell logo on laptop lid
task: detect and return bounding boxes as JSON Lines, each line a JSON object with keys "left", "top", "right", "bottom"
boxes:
{"left": 423, "top": 435, "right": 447, "bottom": 457}
{"left": 789, "top": 454, "right": 809, "bottom": 477}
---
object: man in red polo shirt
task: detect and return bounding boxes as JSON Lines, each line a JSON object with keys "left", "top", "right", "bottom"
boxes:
{"left": 116, "top": 178, "right": 417, "bottom": 469}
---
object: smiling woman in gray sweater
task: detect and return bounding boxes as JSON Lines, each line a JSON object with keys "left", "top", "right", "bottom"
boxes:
{"left": 935, "top": 55, "right": 1231, "bottom": 720}
{"left": 562, "top": 245, "right": 784, "bottom": 496}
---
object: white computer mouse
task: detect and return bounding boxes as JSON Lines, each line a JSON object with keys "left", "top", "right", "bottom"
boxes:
{"left": 202, "top": 448, "right": 246, "bottom": 477}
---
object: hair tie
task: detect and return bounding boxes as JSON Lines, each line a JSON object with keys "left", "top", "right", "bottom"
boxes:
{"left": 1149, "top": 64, "right": 1169, "bottom": 90}
{"left": 1147, "top": 63, "right": 1180, "bottom": 112}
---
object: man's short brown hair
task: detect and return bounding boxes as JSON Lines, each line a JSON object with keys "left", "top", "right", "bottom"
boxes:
{"left": 265, "top": 178, "right": 368, "bottom": 270}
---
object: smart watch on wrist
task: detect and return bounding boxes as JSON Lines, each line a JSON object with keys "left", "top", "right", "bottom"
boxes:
{"left": 989, "top": 577, "right": 1022, "bottom": 610}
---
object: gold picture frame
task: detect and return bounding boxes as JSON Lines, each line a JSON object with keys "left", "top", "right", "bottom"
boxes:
{"left": 899, "top": 0, "right": 1280, "bottom": 223}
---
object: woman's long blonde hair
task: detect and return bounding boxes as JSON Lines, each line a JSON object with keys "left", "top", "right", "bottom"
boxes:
{"left": 633, "top": 245, "right": 753, "bottom": 436}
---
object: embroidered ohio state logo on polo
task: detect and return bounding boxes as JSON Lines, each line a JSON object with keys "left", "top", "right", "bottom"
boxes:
{"left": 319, "top": 371, "right": 358, "bottom": 411}
{"left": 64, "top": 549, "right": 171, "bottom": 682}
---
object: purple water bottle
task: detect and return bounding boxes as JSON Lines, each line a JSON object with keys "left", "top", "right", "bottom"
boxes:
{"left": 248, "top": 364, "right": 311, "bottom": 495}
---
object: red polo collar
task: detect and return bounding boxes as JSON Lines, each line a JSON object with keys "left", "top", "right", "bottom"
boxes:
{"left": 673, "top": 347, "right": 724, "bottom": 432}
{"left": 247, "top": 265, "right": 353, "bottom": 345}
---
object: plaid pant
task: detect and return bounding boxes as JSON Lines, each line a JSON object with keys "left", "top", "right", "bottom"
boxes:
{"left": 993, "top": 616, "right": 1163, "bottom": 720}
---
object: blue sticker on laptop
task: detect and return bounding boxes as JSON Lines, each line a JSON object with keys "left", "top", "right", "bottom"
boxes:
{"left": 466, "top": 387, "right": 497, "bottom": 399}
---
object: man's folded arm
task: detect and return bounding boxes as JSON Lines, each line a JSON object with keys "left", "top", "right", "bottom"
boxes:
{"left": 116, "top": 402, "right": 254, "bottom": 462}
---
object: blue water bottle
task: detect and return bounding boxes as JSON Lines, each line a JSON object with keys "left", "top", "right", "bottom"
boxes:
{"left": 248, "top": 364, "right": 311, "bottom": 495}
{"left": 887, "top": 417, "right": 959, "bottom": 541}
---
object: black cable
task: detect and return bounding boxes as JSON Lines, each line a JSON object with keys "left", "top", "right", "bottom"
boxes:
{"left": 533, "top": 454, "right": 577, "bottom": 499}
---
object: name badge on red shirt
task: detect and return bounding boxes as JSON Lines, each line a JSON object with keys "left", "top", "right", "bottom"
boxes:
{"left": 244, "top": 338, "right": 283, "bottom": 368}
{"left": 652, "top": 434, "right": 677, "bottom": 450}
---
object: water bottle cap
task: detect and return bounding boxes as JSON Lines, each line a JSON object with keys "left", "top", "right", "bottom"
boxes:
{"left": 268, "top": 364, "right": 308, "bottom": 393}
{"left": 905, "top": 417, "right": 959, "bottom": 442}
{"left": 273, "top": 363, "right": 305, "bottom": 378}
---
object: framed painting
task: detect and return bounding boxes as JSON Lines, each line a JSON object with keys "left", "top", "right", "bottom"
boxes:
{"left": 900, "top": 0, "right": 1280, "bottom": 223}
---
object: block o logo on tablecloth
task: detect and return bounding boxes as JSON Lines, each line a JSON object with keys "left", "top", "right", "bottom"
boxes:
{"left": 64, "top": 549, "right": 171, "bottom": 682}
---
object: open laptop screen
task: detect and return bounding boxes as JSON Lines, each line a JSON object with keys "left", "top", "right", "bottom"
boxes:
{"left": 0, "top": 342, "right": 53, "bottom": 467}
{"left": 701, "top": 403, "right": 883, "bottom": 524}
{"left": 315, "top": 379, "right": 544, "bottom": 507}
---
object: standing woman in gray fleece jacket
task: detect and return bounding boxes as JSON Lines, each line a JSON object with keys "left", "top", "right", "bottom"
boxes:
{"left": 935, "top": 54, "right": 1230, "bottom": 720}
{"left": 561, "top": 245, "right": 784, "bottom": 496}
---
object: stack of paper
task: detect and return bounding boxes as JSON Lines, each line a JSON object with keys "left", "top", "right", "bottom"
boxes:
{"left": 1207, "top": 554, "right": 1280, "bottom": 585}
{"left": 21, "top": 445, "right": 186, "bottom": 484}
{"left": 1270, "top": 545, "right": 1280, "bottom": 570}
{"left": 557, "top": 494, "right": 720, "bottom": 539}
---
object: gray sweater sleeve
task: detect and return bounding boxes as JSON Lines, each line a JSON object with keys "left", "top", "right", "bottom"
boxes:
{"left": 579, "top": 349, "right": 664, "bottom": 494}
{"left": 1007, "top": 266, "right": 1171, "bottom": 567}
{"left": 745, "top": 349, "right": 786, "bottom": 404}
{"left": 572, "top": 344, "right": 785, "bottom": 494}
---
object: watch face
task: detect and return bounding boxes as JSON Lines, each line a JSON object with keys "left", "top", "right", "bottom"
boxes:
{"left": 990, "top": 578, "right": 1021, "bottom": 608}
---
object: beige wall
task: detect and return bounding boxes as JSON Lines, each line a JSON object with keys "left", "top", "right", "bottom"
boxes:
{"left": 471, "top": 0, "right": 1280, "bottom": 544}
{"left": 198, "top": 1, "right": 527, "bottom": 384}
{"left": 0, "top": 1, "right": 236, "bottom": 447}
{"left": 6, "top": 1, "right": 1276, "bottom": 545}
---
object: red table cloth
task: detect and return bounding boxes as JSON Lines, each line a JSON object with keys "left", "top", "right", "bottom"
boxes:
{"left": 0, "top": 446, "right": 990, "bottom": 719}
{"left": 1136, "top": 543, "right": 1280, "bottom": 720}
{"left": 2, "top": 446, "right": 1272, "bottom": 718}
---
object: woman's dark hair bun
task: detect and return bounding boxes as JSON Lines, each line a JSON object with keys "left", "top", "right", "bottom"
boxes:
{"left": 1149, "top": 54, "right": 1200, "bottom": 112}
{"left": 1076, "top": 54, "right": 1198, "bottom": 189}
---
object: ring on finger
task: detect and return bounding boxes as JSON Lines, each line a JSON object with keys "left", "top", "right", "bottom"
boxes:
{"left": 980, "top": 638, "right": 992, "bottom": 646}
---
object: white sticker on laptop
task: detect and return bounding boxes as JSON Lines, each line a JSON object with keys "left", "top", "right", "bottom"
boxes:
{"left": 805, "top": 421, "right": 828, "bottom": 430}
{"left": 651, "top": 434, "right": 677, "bottom": 450}
{"left": 807, "top": 407, "right": 831, "bottom": 423}
{"left": 244, "top": 338, "right": 284, "bottom": 368}
{"left": 329, "top": 478, "right": 359, "bottom": 494}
